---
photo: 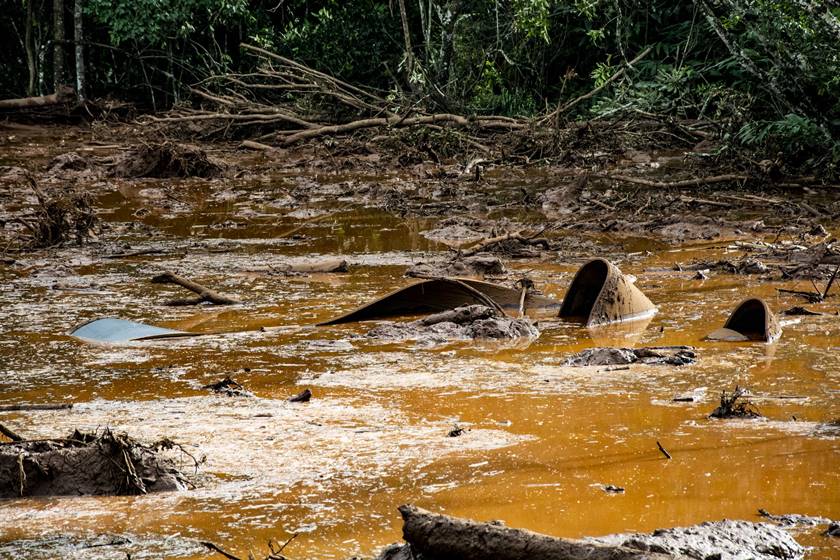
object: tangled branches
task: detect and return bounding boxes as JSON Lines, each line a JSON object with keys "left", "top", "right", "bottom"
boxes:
{"left": 12, "top": 175, "right": 97, "bottom": 249}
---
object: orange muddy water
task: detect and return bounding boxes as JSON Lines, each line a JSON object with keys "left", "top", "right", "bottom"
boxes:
{"left": 1, "top": 139, "right": 839, "bottom": 559}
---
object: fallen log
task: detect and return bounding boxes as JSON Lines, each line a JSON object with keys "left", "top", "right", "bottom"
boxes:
{"left": 460, "top": 231, "right": 549, "bottom": 257}
{"left": 0, "top": 403, "right": 73, "bottom": 412}
{"left": 601, "top": 174, "right": 750, "bottom": 188}
{"left": 151, "top": 272, "right": 240, "bottom": 305}
{"left": 0, "top": 86, "right": 75, "bottom": 110}
{"left": 398, "top": 505, "right": 677, "bottom": 560}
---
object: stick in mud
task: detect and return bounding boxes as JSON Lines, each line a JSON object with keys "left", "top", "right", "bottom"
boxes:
{"left": 151, "top": 272, "right": 240, "bottom": 305}
{"left": 0, "top": 423, "right": 24, "bottom": 442}
{"left": 657, "top": 441, "right": 672, "bottom": 459}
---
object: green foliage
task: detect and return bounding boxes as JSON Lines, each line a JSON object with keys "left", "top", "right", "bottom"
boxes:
{"left": 737, "top": 114, "right": 839, "bottom": 168}
{"left": 85, "top": 0, "right": 250, "bottom": 47}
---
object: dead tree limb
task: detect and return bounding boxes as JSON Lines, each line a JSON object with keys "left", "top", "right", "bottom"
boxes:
{"left": 0, "top": 403, "right": 73, "bottom": 411}
{"left": 460, "top": 231, "right": 549, "bottom": 257}
{"left": 399, "top": 505, "right": 676, "bottom": 560}
{"left": 0, "top": 86, "right": 75, "bottom": 110}
{"left": 151, "top": 272, "right": 239, "bottom": 305}
{"left": 601, "top": 174, "right": 750, "bottom": 188}
{"left": 0, "top": 423, "right": 24, "bottom": 442}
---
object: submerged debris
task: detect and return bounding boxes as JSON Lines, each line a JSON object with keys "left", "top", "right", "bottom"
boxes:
{"left": 288, "top": 388, "right": 312, "bottom": 402}
{"left": 14, "top": 177, "right": 97, "bottom": 248}
{"left": 564, "top": 346, "right": 696, "bottom": 367}
{"left": 111, "top": 142, "right": 224, "bottom": 178}
{"left": 0, "top": 429, "right": 190, "bottom": 498}
{"left": 709, "top": 386, "right": 762, "bottom": 419}
{"left": 366, "top": 304, "right": 539, "bottom": 343}
{"left": 826, "top": 522, "right": 840, "bottom": 537}
{"left": 405, "top": 254, "right": 506, "bottom": 279}
{"left": 757, "top": 509, "right": 832, "bottom": 527}
{"left": 706, "top": 298, "right": 782, "bottom": 342}
{"left": 602, "top": 484, "right": 625, "bottom": 494}
{"left": 558, "top": 258, "right": 656, "bottom": 327}
{"left": 783, "top": 306, "right": 822, "bottom": 316}
{"left": 202, "top": 376, "right": 252, "bottom": 397}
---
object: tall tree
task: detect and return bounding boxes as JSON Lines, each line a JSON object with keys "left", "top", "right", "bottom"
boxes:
{"left": 52, "top": 0, "right": 65, "bottom": 91}
{"left": 25, "top": 0, "right": 36, "bottom": 96}
{"left": 73, "top": 0, "right": 84, "bottom": 100}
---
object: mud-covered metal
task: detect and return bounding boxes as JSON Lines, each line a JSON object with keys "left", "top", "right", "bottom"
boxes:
{"left": 318, "top": 277, "right": 560, "bottom": 325}
{"left": 558, "top": 258, "right": 656, "bottom": 326}
{"left": 706, "top": 298, "right": 782, "bottom": 342}
{"left": 69, "top": 318, "right": 197, "bottom": 343}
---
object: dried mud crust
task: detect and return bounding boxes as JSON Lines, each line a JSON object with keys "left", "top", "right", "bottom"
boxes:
{"left": 0, "top": 429, "right": 189, "bottom": 498}
{"left": 563, "top": 346, "right": 696, "bottom": 366}
{"left": 590, "top": 520, "right": 804, "bottom": 560}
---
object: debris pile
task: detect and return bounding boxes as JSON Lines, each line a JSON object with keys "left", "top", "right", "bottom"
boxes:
{"left": 405, "top": 254, "right": 506, "bottom": 279}
{"left": 0, "top": 429, "right": 190, "bottom": 498}
{"left": 709, "top": 386, "right": 762, "bottom": 419}
{"left": 564, "top": 346, "right": 696, "bottom": 367}
{"left": 366, "top": 304, "right": 539, "bottom": 343}
{"left": 14, "top": 177, "right": 97, "bottom": 248}
{"left": 202, "top": 376, "right": 252, "bottom": 397}
{"left": 111, "top": 143, "right": 224, "bottom": 178}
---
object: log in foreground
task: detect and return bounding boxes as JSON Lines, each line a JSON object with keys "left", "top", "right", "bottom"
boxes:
{"left": 396, "top": 505, "right": 677, "bottom": 560}
{"left": 390, "top": 505, "right": 804, "bottom": 560}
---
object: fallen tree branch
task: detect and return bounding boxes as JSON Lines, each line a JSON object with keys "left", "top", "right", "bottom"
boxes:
{"left": 0, "top": 423, "right": 24, "bottom": 442}
{"left": 460, "top": 231, "right": 549, "bottom": 257}
{"left": 601, "top": 174, "right": 750, "bottom": 188}
{"left": 151, "top": 272, "right": 240, "bottom": 305}
{"left": 0, "top": 86, "right": 75, "bottom": 110}
{"left": 0, "top": 403, "right": 73, "bottom": 412}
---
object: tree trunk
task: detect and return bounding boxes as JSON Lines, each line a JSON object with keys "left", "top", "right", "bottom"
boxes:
{"left": 52, "top": 0, "right": 65, "bottom": 92}
{"left": 25, "top": 0, "right": 36, "bottom": 96}
{"left": 398, "top": 505, "right": 676, "bottom": 560}
{"left": 73, "top": 0, "right": 85, "bottom": 101}
{"left": 0, "top": 86, "right": 74, "bottom": 110}
{"left": 396, "top": 0, "right": 415, "bottom": 85}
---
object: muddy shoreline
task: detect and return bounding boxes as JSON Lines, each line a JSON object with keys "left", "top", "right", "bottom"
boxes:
{"left": 1, "top": 122, "right": 838, "bottom": 560}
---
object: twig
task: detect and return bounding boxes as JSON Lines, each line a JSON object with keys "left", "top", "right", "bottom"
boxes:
{"left": 200, "top": 541, "right": 242, "bottom": 560}
{"left": 656, "top": 441, "right": 672, "bottom": 460}
{"left": 823, "top": 263, "right": 840, "bottom": 299}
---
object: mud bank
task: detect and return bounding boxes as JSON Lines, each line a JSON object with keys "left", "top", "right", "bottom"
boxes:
{"left": 0, "top": 429, "right": 189, "bottom": 498}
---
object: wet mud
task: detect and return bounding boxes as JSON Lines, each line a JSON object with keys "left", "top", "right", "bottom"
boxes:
{"left": 0, "top": 123, "right": 838, "bottom": 559}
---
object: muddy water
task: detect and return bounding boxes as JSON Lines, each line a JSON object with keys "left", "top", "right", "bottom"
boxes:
{"left": 1, "top": 157, "right": 839, "bottom": 558}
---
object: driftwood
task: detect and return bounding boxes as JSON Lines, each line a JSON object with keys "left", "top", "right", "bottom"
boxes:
{"left": 0, "top": 423, "right": 23, "bottom": 442}
{"left": 602, "top": 174, "right": 750, "bottom": 188}
{"left": 151, "top": 272, "right": 239, "bottom": 305}
{"left": 0, "top": 86, "right": 75, "bottom": 110}
{"left": 460, "top": 231, "right": 549, "bottom": 257}
{"left": 0, "top": 403, "right": 73, "bottom": 412}
{"left": 398, "top": 505, "right": 677, "bottom": 560}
